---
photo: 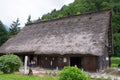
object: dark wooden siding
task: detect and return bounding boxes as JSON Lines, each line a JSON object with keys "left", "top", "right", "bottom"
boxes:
{"left": 98, "top": 48, "right": 109, "bottom": 70}
{"left": 82, "top": 56, "right": 98, "bottom": 72}
{"left": 34, "top": 55, "right": 99, "bottom": 71}
{"left": 39, "top": 55, "right": 69, "bottom": 69}
{"left": 17, "top": 54, "right": 103, "bottom": 72}
{"left": 58, "top": 57, "right": 69, "bottom": 69}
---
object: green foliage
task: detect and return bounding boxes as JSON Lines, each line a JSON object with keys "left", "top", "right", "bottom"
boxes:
{"left": 9, "top": 18, "right": 21, "bottom": 36}
{"left": 0, "top": 21, "right": 9, "bottom": 46}
{"left": 112, "top": 13, "right": 120, "bottom": 56}
{"left": 39, "top": 0, "right": 112, "bottom": 21}
{"left": 111, "top": 57, "right": 120, "bottom": 64}
{"left": 111, "top": 57, "right": 120, "bottom": 67}
{"left": 111, "top": 64, "right": 118, "bottom": 68}
{"left": 59, "top": 66, "right": 88, "bottom": 80}
{"left": 0, "top": 54, "right": 22, "bottom": 73}
{"left": 112, "top": 13, "right": 120, "bottom": 34}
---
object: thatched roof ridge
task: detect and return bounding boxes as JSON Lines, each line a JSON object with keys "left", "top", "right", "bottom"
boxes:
{"left": 26, "top": 9, "right": 112, "bottom": 26}
{"left": 0, "top": 9, "right": 112, "bottom": 56}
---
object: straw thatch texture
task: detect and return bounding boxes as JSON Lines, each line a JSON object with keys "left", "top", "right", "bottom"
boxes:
{"left": 0, "top": 10, "right": 112, "bottom": 56}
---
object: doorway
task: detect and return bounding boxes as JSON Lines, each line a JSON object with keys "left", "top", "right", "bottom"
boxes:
{"left": 30, "top": 55, "right": 34, "bottom": 62}
{"left": 70, "top": 57, "right": 82, "bottom": 68}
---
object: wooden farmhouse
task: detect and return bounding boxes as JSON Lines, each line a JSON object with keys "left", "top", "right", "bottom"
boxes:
{"left": 0, "top": 9, "right": 113, "bottom": 72}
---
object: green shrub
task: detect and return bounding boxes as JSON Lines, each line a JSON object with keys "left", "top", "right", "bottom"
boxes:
{"left": 111, "top": 64, "right": 118, "bottom": 68}
{"left": 111, "top": 57, "right": 120, "bottom": 64}
{"left": 59, "top": 66, "right": 88, "bottom": 80}
{"left": 0, "top": 54, "right": 22, "bottom": 73}
{"left": 111, "top": 57, "right": 120, "bottom": 68}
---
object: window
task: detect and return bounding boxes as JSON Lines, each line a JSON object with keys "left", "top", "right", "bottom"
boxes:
{"left": 63, "top": 58, "right": 67, "bottom": 62}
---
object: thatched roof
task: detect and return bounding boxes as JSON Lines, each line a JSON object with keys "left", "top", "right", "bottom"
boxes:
{"left": 0, "top": 9, "right": 112, "bottom": 56}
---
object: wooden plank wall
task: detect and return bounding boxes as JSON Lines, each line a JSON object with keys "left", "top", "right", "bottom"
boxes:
{"left": 82, "top": 56, "right": 98, "bottom": 72}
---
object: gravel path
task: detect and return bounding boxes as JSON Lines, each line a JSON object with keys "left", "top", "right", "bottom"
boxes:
{"left": 89, "top": 73, "right": 120, "bottom": 80}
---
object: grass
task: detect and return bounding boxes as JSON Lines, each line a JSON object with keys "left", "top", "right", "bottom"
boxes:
{"left": 0, "top": 71, "right": 119, "bottom": 80}
{"left": 0, "top": 74, "right": 118, "bottom": 80}
{"left": 0, "top": 74, "right": 57, "bottom": 80}
{"left": 111, "top": 57, "right": 120, "bottom": 68}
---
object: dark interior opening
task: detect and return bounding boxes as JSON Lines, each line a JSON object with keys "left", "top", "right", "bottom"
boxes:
{"left": 30, "top": 55, "right": 34, "bottom": 62}
{"left": 70, "top": 57, "right": 82, "bottom": 68}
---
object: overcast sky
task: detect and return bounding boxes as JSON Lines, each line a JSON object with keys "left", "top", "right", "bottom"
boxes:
{"left": 0, "top": 0, "right": 74, "bottom": 27}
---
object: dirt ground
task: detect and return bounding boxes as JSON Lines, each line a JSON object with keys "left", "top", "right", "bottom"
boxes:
{"left": 19, "top": 67, "right": 120, "bottom": 80}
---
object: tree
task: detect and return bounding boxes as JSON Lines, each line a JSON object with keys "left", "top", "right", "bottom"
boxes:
{"left": 113, "top": 33, "right": 120, "bottom": 56}
{"left": 0, "top": 54, "right": 22, "bottom": 73}
{"left": 40, "top": 0, "right": 111, "bottom": 21}
{"left": 27, "top": 15, "right": 32, "bottom": 24}
{"left": 0, "top": 21, "right": 8, "bottom": 46}
{"left": 112, "top": 13, "right": 120, "bottom": 56}
{"left": 9, "top": 18, "right": 21, "bottom": 36}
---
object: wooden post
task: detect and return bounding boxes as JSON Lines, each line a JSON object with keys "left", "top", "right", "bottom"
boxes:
{"left": 24, "top": 56, "right": 28, "bottom": 74}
